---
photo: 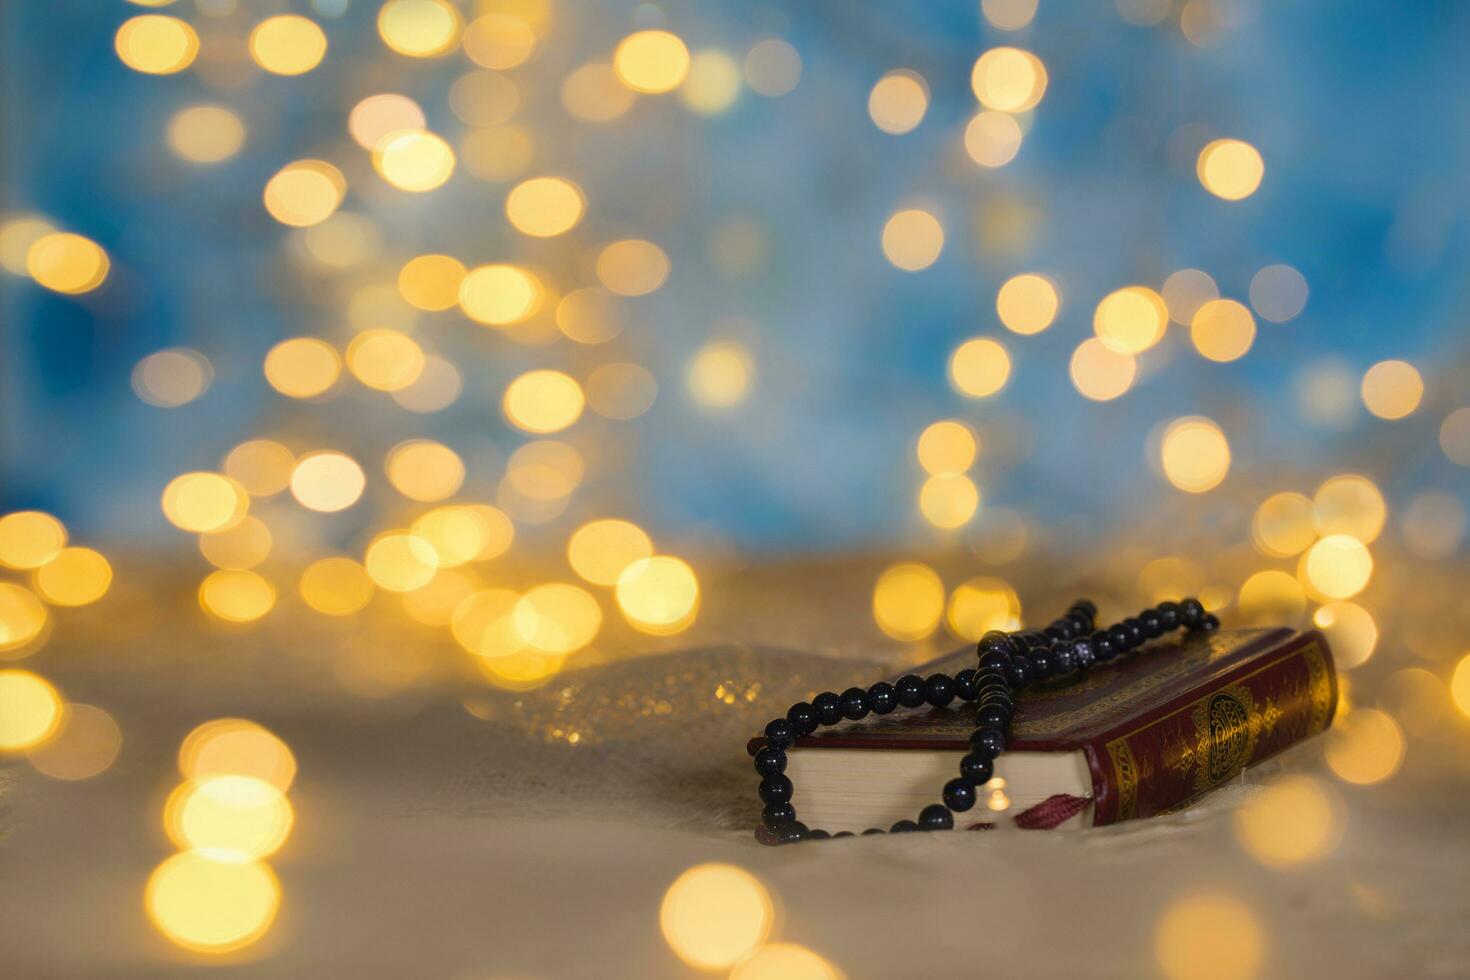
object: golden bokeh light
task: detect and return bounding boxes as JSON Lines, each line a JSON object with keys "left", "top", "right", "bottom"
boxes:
{"left": 345, "top": 328, "right": 425, "bottom": 391}
{"left": 513, "top": 583, "right": 602, "bottom": 654}
{"left": 403, "top": 566, "right": 478, "bottom": 626}
{"left": 919, "top": 474, "right": 981, "bottom": 529}
{"left": 686, "top": 341, "right": 755, "bottom": 408}
{"left": 397, "top": 254, "right": 466, "bottom": 311}
{"left": 505, "top": 176, "right": 585, "bottom": 238}
{"left": 264, "top": 337, "right": 342, "bottom": 398}
{"left": 1312, "top": 601, "right": 1378, "bottom": 669}
{"left": 290, "top": 451, "right": 366, "bottom": 513}
{"left": 680, "top": 49, "right": 743, "bottom": 115}
{"left": 199, "top": 516, "right": 272, "bottom": 571}
{"left": 0, "top": 215, "right": 55, "bottom": 275}
{"left": 1197, "top": 139, "right": 1265, "bottom": 201}
{"left": 1154, "top": 892, "right": 1264, "bottom": 980}
{"left": 145, "top": 852, "right": 281, "bottom": 954}
{"left": 503, "top": 369, "right": 585, "bottom": 434}
{"left": 587, "top": 362, "right": 659, "bottom": 420}
{"left": 167, "top": 105, "right": 246, "bottom": 163}
{"left": 1324, "top": 708, "right": 1404, "bottom": 785}
{"left": 916, "top": 420, "right": 978, "bottom": 476}
{"left": 1161, "top": 269, "right": 1219, "bottom": 325}
{"left": 165, "top": 775, "right": 294, "bottom": 861}
{"left": 461, "top": 124, "right": 535, "bottom": 182}
{"left": 744, "top": 39, "right": 802, "bottom": 97}
{"left": 377, "top": 0, "right": 461, "bottom": 58}
{"left": 248, "top": 14, "right": 328, "bottom": 75}
{"left": 33, "top": 547, "right": 113, "bottom": 606}
{"left": 162, "top": 472, "right": 249, "bottom": 534}
{"left": 1159, "top": 417, "right": 1231, "bottom": 493}
{"left": 27, "top": 702, "right": 122, "bottom": 781}
{"left": 263, "top": 160, "right": 345, "bottom": 227}
{"left": 1190, "top": 298, "right": 1256, "bottom": 362}
{"left": 199, "top": 569, "right": 277, "bottom": 623}
{"left": 459, "top": 263, "right": 542, "bottom": 325}
{"left": 392, "top": 355, "right": 464, "bottom": 414}
{"left": 223, "top": 441, "right": 293, "bottom": 497}
{"left": 948, "top": 337, "right": 1011, "bottom": 398}
{"left": 1138, "top": 556, "right": 1206, "bottom": 607}
{"left": 451, "top": 587, "right": 525, "bottom": 658}
{"left": 1301, "top": 534, "right": 1373, "bottom": 600}
{"left": 364, "top": 532, "right": 438, "bottom": 592}
{"left": 562, "top": 62, "right": 636, "bottom": 123}
{"left": 1251, "top": 492, "right": 1316, "bottom": 557}
{"left": 1249, "top": 264, "right": 1308, "bottom": 323}
{"left": 180, "top": 718, "right": 297, "bottom": 792}
{"left": 1069, "top": 337, "right": 1137, "bottom": 401}
{"left": 115, "top": 15, "right": 199, "bottom": 75}
{"left": 970, "top": 47, "right": 1048, "bottom": 112}
{"left": 881, "top": 208, "right": 944, "bottom": 271}
{"left": 1236, "top": 569, "right": 1305, "bottom": 625}
{"left": 983, "top": 0, "right": 1039, "bottom": 30}
{"left": 730, "top": 943, "right": 844, "bottom": 980}
{"left": 963, "top": 110, "right": 1024, "bottom": 168}
{"left": 615, "top": 556, "right": 700, "bottom": 635}
{"left": 557, "top": 288, "right": 626, "bottom": 345}
{"left": 1439, "top": 407, "right": 1470, "bottom": 466}
{"left": 872, "top": 561, "right": 945, "bottom": 642}
{"left": 596, "top": 239, "right": 670, "bottom": 296}
{"left": 1234, "top": 774, "right": 1343, "bottom": 867}
{"left": 0, "top": 670, "right": 64, "bottom": 750}
{"left": 463, "top": 14, "right": 536, "bottom": 70}
{"left": 947, "top": 577, "right": 1020, "bottom": 639}
{"left": 0, "top": 511, "right": 68, "bottom": 569}
{"left": 996, "top": 274, "right": 1059, "bottom": 335}
{"left": 412, "top": 505, "right": 513, "bottom": 567}
{"left": 348, "top": 93, "right": 427, "bottom": 149}
{"left": 568, "top": 519, "right": 653, "bottom": 587}
{"left": 374, "top": 130, "right": 456, "bottom": 192}
{"left": 385, "top": 440, "right": 465, "bottom": 502}
{"left": 0, "top": 583, "right": 49, "bottom": 655}
{"left": 1359, "top": 359, "right": 1423, "bottom": 420}
{"left": 26, "top": 232, "right": 110, "bottom": 294}
{"left": 1094, "top": 286, "right": 1167, "bottom": 354}
{"left": 659, "top": 863, "right": 774, "bottom": 971}
{"left": 614, "top": 30, "right": 691, "bottom": 94}
{"left": 132, "top": 348, "right": 213, "bottom": 407}
{"left": 868, "top": 70, "right": 929, "bottom": 135}
{"left": 505, "top": 440, "right": 584, "bottom": 503}
{"left": 1451, "top": 654, "right": 1470, "bottom": 720}
{"left": 299, "top": 556, "right": 375, "bottom": 616}
{"left": 1312, "top": 474, "right": 1385, "bottom": 543}
{"left": 1401, "top": 490, "right": 1467, "bottom": 560}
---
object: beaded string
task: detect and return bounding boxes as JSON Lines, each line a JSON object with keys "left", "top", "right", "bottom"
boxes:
{"left": 754, "top": 597, "right": 1219, "bottom": 843}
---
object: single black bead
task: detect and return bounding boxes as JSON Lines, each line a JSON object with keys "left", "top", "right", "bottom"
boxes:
{"left": 1200, "top": 613, "right": 1220, "bottom": 631}
{"left": 762, "top": 802, "right": 795, "bottom": 829}
{"left": 1066, "top": 612, "right": 1093, "bottom": 635}
{"left": 812, "top": 691, "right": 843, "bottom": 726}
{"left": 979, "top": 630, "right": 1011, "bottom": 653}
{"left": 890, "top": 819, "right": 919, "bottom": 833}
{"left": 1180, "top": 597, "right": 1206, "bottom": 628}
{"left": 807, "top": 828, "right": 831, "bottom": 840}
{"left": 777, "top": 822, "right": 808, "bottom": 844}
{"left": 1052, "top": 618, "right": 1078, "bottom": 640}
{"left": 943, "top": 777, "right": 977, "bottom": 812}
{"left": 1071, "top": 599, "right": 1098, "bottom": 619}
{"left": 867, "top": 681, "right": 898, "bottom": 715}
{"left": 925, "top": 673, "right": 956, "bottom": 707}
{"left": 1003, "top": 633, "right": 1027, "bottom": 658}
{"left": 832, "top": 831, "right": 854, "bottom": 838}
{"left": 1091, "top": 630, "right": 1117, "bottom": 662}
{"left": 895, "top": 674, "right": 927, "bottom": 708}
{"left": 978, "top": 649, "right": 1010, "bottom": 672}
{"left": 919, "top": 804, "right": 954, "bottom": 830}
{"left": 1156, "top": 600, "right": 1181, "bottom": 630}
{"left": 959, "top": 752, "right": 995, "bottom": 783}
{"left": 1051, "top": 640, "right": 1076, "bottom": 675}
{"left": 1029, "top": 646, "right": 1053, "bottom": 678}
{"left": 1108, "top": 624, "right": 1132, "bottom": 652}
{"left": 1072, "top": 636, "right": 1096, "bottom": 670}
{"left": 862, "top": 827, "right": 885, "bottom": 835}
{"left": 971, "top": 726, "right": 1006, "bottom": 756}
{"left": 764, "top": 718, "right": 795, "bottom": 750}
{"left": 954, "top": 668, "right": 980, "bottom": 701}
{"left": 786, "top": 701, "right": 818, "bottom": 736}
{"left": 753, "top": 745, "right": 787, "bottom": 777}
{"left": 1044, "top": 624, "right": 1069, "bottom": 643}
{"left": 1139, "top": 609, "right": 1165, "bottom": 639}
{"left": 840, "top": 686, "right": 870, "bottom": 720}
{"left": 1005, "top": 656, "right": 1030, "bottom": 691}
{"left": 759, "top": 775, "right": 793, "bottom": 804}
{"left": 976, "top": 704, "right": 1009, "bottom": 729}
{"left": 1122, "top": 618, "right": 1146, "bottom": 647}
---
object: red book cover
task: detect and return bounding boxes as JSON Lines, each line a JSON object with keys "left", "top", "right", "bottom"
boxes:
{"left": 748, "top": 627, "right": 1338, "bottom": 827}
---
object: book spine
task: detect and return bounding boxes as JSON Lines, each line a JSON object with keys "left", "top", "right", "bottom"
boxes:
{"left": 1084, "top": 631, "right": 1337, "bottom": 826}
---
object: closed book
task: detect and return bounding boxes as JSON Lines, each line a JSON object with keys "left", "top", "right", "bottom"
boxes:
{"left": 748, "top": 627, "right": 1337, "bottom": 837}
